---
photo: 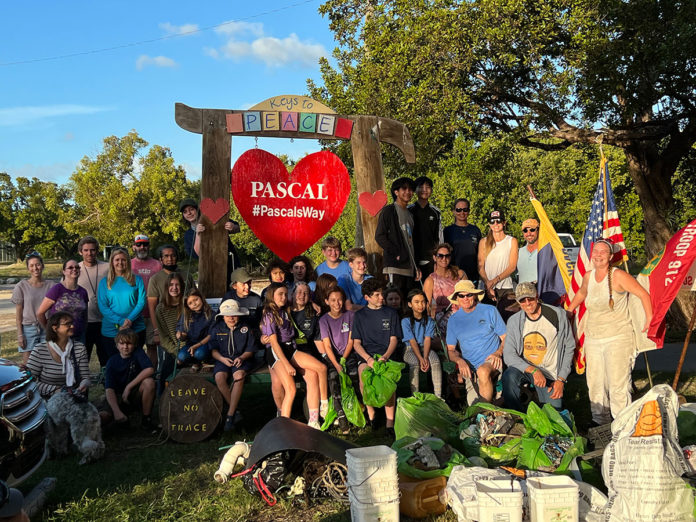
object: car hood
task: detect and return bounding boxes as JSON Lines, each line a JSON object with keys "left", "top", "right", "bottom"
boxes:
{"left": 0, "top": 358, "right": 30, "bottom": 390}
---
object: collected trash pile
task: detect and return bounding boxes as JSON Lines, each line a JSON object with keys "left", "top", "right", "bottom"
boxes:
{"left": 215, "top": 386, "right": 696, "bottom": 520}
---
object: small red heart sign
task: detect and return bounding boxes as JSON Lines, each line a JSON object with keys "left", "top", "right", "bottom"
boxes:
{"left": 231, "top": 149, "right": 351, "bottom": 262}
{"left": 200, "top": 198, "right": 230, "bottom": 225}
{"left": 358, "top": 190, "right": 388, "bottom": 217}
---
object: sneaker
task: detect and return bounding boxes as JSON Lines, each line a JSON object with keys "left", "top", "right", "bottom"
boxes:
{"left": 320, "top": 401, "right": 329, "bottom": 419}
{"left": 223, "top": 415, "right": 236, "bottom": 432}
{"left": 308, "top": 420, "right": 322, "bottom": 430}
{"left": 386, "top": 427, "right": 396, "bottom": 440}
{"left": 338, "top": 415, "right": 350, "bottom": 434}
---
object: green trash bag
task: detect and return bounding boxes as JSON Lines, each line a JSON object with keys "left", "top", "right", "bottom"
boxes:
{"left": 361, "top": 355, "right": 405, "bottom": 407}
{"left": 458, "top": 402, "right": 528, "bottom": 465}
{"left": 516, "top": 402, "right": 585, "bottom": 472}
{"left": 320, "top": 397, "right": 338, "bottom": 431}
{"left": 392, "top": 436, "right": 470, "bottom": 479}
{"left": 339, "top": 362, "right": 365, "bottom": 428}
{"left": 394, "top": 392, "right": 463, "bottom": 448}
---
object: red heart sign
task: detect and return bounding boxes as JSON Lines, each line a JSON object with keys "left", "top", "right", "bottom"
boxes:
{"left": 358, "top": 190, "right": 388, "bottom": 217}
{"left": 200, "top": 198, "right": 230, "bottom": 225}
{"left": 231, "top": 149, "right": 350, "bottom": 262}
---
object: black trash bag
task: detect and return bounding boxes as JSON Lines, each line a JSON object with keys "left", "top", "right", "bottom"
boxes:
{"left": 242, "top": 451, "right": 292, "bottom": 499}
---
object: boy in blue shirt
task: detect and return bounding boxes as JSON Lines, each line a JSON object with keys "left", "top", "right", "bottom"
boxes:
{"left": 102, "top": 329, "right": 156, "bottom": 430}
{"left": 338, "top": 247, "right": 373, "bottom": 311}
{"left": 351, "top": 278, "right": 402, "bottom": 436}
{"left": 209, "top": 299, "right": 256, "bottom": 432}
{"left": 315, "top": 236, "right": 352, "bottom": 279}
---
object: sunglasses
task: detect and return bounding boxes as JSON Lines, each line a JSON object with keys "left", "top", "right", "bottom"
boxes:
{"left": 454, "top": 207, "right": 470, "bottom": 213}
{"left": 489, "top": 219, "right": 503, "bottom": 225}
{"left": 65, "top": 266, "right": 81, "bottom": 271}
{"left": 522, "top": 227, "right": 538, "bottom": 233}
{"left": 518, "top": 296, "right": 537, "bottom": 303}
{"left": 59, "top": 321, "right": 74, "bottom": 327}
{"left": 456, "top": 293, "right": 476, "bottom": 299}
{"left": 25, "top": 250, "right": 42, "bottom": 259}
{"left": 436, "top": 253, "right": 451, "bottom": 259}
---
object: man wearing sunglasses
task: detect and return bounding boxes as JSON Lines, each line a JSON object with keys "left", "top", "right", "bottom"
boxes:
{"left": 517, "top": 218, "right": 539, "bottom": 284}
{"left": 443, "top": 198, "right": 482, "bottom": 284}
{"left": 445, "top": 280, "right": 506, "bottom": 403}
{"left": 502, "top": 282, "right": 574, "bottom": 412}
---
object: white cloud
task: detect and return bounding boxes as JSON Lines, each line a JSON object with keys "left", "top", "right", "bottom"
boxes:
{"left": 215, "top": 21, "right": 264, "bottom": 37}
{"left": 159, "top": 22, "right": 200, "bottom": 36}
{"left": 251, "top": 34, "right": 325, "bottom": 67}
{"left": 0, "top": 105, "right": 111, "bottom": 127}
{"left": 136, "top": 55, "right": 178, "bottom": 70}
{"left": 6, "top": 162, "right": 76, "bottom": 184}
{"left": 209, "top": 21, "right": 326, "bottom": 68}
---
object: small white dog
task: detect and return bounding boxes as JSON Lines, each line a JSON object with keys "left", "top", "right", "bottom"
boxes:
{"left": 45, "top": 389, "right": 105, "bottom": 465}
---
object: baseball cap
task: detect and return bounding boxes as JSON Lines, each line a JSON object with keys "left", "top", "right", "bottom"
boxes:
{"left": 515, "top": 282, "right": 538, "bottom": 302}
{"left": 216, "top": 299, "right": 250, "bottom": 318}
{"left": 521, "top": 218, "right": 539, "bottom": 229}
{"left": 488, "top": 209, "right": 506, "bottom": 222}
{"left": 134, "top": 234, "right": 150, "bottom": 245}
{"left": 230, "top": 268, "right": 252, "bottom": 285}
{"left": 179, "top": 198, "right": 198, "bottom": 212}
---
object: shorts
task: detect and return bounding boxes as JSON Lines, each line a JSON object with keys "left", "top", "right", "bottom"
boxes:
{"left": 266, "top": 341, "right": 296, "bottom": 368}
{"left": 144, "top": 318, "right": 156, "bottom": 346}
{"left": 98, "top": 388, "right": 141, "bottom": 416}
{"left": 19, "top": 324, "right": 44, "bottom": 353}
{"left": 213, "top": 359, "right": 253, "bottom": 375}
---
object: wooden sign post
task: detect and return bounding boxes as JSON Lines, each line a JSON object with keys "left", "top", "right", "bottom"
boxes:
{"left": 175, "top": 95, "right": 415, "bottom": 297}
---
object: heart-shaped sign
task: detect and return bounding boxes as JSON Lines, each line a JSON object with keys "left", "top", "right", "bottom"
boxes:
{"left": 200, "top": 197, "right": 230, "bottom": 225}
{"left": 231, "top": 149, "right": 350, "bottom": 262}
{"left": 358, "top": 190, "right": 388, "bottom": 217}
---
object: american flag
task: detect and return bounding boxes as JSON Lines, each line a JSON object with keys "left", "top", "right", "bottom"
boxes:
{"left": 569, "top": 156, "right": 629, "bottom": 374}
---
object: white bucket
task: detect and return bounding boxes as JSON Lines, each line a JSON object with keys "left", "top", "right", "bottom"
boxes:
{"left": 346, "top": 446, "right": 399, "bottom": 521}
{"left": 527, "top": 475, "right": 579, "bottom": 522}
{"left": 475, "top": 478, "right": 523, "bottom": 522}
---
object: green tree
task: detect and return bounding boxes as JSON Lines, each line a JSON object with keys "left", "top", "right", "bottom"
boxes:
{"left": 64, "top": 131, "right": 197, "bottom": 250}
{"left": 0, "top": 173, "right": 76, "bottom": 260}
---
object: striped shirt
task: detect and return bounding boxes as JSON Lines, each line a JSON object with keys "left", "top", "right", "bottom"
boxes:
{"left": 155, "top": 303, "right": 181, "bottom": 355}
{"left": 26, "top": 341, "right": 91, "bottom": 398}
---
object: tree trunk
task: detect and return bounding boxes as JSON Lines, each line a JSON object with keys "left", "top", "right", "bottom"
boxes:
{"left": 624, "top": 143, "right": 696, "bottom": 328}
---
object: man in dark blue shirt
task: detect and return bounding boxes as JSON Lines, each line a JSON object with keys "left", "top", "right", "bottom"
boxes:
{"left": 443, "top": 198, "right": 482, "bottom": 283}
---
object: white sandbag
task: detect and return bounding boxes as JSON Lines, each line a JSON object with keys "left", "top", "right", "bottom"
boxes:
{"left": 602, "top": 384, "right": 694, "bottom": 521}
{"left": 214, "top": 441, "right": 251, "bottom": 483}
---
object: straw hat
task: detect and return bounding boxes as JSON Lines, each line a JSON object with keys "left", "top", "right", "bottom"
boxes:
{"left": 448, "top": 280, "right": 484, "bottom": 304}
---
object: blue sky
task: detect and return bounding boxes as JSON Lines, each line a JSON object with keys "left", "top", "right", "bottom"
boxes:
{"left": 0, "top": 0, "right": 336, "bottom": 184}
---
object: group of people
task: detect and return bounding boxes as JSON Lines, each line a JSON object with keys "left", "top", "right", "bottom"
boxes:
{"left": 11, "top": 186, "right": 653, "bottom": 463}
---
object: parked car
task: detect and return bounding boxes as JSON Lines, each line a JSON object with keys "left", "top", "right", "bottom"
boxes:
{"left": 558, "top": 233, "right": 580, "bottom": 269}
{"left": 0, "top": 358, "right": 47, "bottom": 486}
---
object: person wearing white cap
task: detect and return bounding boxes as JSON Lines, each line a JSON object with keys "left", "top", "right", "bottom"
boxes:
{"left": 502, "top": 282, "right": 574, "bottom": 411}
{"left": 209, "top": 299, "right": 255, "bottom": 432}
{"left": 131, "top": 234, "right": 162, "bottom": 367}
{"left": 445, "top": 280, "right": 506, "bottom": 402}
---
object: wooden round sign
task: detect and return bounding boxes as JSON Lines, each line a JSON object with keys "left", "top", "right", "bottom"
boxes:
{"left": 159, "top": 374, "right": 223, "bottom": 443}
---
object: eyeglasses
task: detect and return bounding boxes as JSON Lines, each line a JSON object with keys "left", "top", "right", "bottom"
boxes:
{"left": 65, "top": 266, "right": 80, "bottom": 271}
{"left": 489, "top": 219, "right": 502, "bottom": 225}
{"left": 436, "top": 253, "right": 451, "bottom": 259}
{"left": 456, "top": 293, "right": 475, "bottom": 299}
{"left": 454, "top": 207, "right": 470, "bottom": 213}
{"left": 522, "top": 227, "right": 538, "bottom": 233}
{"left": 59, "top": 321, "right": 74, "bottom": 327}
{"left": 518, "top": 296, "right": 537, "bottom": 303}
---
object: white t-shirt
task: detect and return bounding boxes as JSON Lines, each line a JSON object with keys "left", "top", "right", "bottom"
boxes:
{"left": 521, "top": 308, "right": 560, "bottom": 380}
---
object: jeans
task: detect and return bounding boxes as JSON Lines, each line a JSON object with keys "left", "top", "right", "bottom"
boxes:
{"left": 502, "top": 366, "right": 562, "bottom": 412}
{"left": 20, "top": 324, "right": 44, "bottom": 352}
{"left": 177, "top": 343, "right": 210, "bottom": 365}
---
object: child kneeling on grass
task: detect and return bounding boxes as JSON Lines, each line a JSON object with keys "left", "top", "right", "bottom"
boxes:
{"left": 351, "top": 278, "right": 402, "bottom": 437}
{"left": 176, "top": 289, "right": 213, "bottom": 370}
{"left": 101, "top": 328, "right": 156, "bottom": 431}
{"left": 402, "top": 289, "right": 442, "bottom": 398}
{"left": 209, "top": 299, "right": 255, "bottom": 432}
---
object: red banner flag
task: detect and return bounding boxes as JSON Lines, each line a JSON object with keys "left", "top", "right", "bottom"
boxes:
{"left": 639, "top": 218, "right": 696, "bottom": 347}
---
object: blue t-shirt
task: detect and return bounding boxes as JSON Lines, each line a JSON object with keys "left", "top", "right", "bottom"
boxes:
{"left": 445, "top": 303, "right": 505, "bottom": 369}
{"left": 104, "top": 349, "right": 153, "bottom": 395}
{"left": 176, "top": 311, "right": 213, "bottom": 345}
{"left": 97, "top": 275, "right": 146, "bottom": 337}
{"left": 401, "top": 316, "right": 435, "bottom": 346}
{"left": 208, "top": 319, "right": 256, "bottom": 359}
{"left": 352, "top": 306, "right": 402, "bottom": 357}
{"left": 337, "top": 274, "right": 373, "bottom": 306}
{"left": 316, "top": 260, "right": 352, "bottom": 280}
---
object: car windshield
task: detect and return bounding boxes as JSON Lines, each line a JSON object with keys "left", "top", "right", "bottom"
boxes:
{"left": 560, "top": 235, "right": 575, "bottom": 248}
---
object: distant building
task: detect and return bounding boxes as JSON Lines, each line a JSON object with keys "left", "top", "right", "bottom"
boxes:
{"left": 0, "top": 242, "right": 17, "bottom": 263}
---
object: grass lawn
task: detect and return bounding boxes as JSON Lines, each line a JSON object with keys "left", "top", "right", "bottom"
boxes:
{"left": 2, "top": 328, "right": 695, "bottom": 521}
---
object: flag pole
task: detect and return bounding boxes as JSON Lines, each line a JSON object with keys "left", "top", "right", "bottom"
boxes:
{"left": 672, "top": 300, "right": 696, "bottom": 392}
